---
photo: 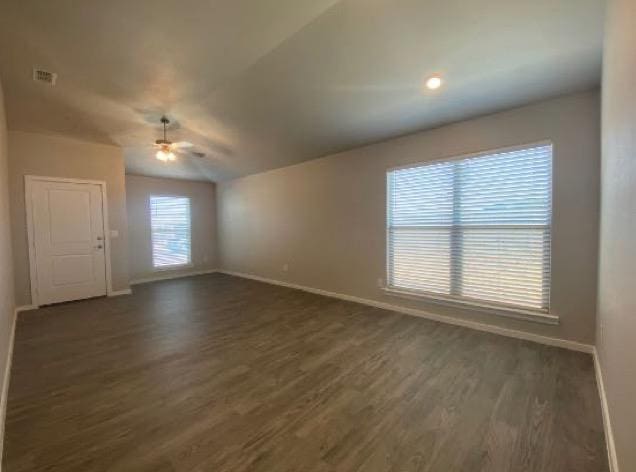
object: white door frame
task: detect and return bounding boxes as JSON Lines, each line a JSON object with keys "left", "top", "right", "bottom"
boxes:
{"left": 25, "top": 175, "right": 115, "bottom": 307}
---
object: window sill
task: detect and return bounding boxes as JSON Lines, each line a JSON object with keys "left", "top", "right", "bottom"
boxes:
{"left": 382, "top": 287, "right": 559, "bottom": 326}
{"left": 152, "top": 263, "right": 194, "bottom": 273}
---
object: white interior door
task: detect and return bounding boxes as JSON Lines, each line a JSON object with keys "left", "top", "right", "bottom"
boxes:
{"left": 30, "top": 179, "right": 107, "bottom": 305}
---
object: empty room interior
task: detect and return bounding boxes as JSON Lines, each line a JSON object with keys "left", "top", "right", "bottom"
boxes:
{"left": 0, "top": 0, "right": 634, "bottom": 470}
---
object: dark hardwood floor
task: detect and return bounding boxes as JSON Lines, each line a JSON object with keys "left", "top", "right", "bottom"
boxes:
{"left": 4, "top": 273, "right": 608, "bottom": 471}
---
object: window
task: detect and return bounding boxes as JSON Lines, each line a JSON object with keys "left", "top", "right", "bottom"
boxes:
{"left": 150, "top": 196, "right": 192, "bottom": 269}
{"left": 387, "top": 143, "right": 552, "bottom": 312}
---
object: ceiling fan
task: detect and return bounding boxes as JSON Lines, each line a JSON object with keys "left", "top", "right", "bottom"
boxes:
{"left": 154, "top": 116, "right": 203, "bottom": 162}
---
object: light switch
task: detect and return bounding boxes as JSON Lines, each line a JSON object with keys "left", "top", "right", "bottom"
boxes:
{"left": 109, "top": 229, "right": 119, "bottom": 238}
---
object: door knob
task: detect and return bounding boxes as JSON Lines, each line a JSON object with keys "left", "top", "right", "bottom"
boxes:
{"left": 95, "top": 245, "right": 103, "bottom": 249}
{"left": 96, "top": 236, "right": 104, "bottom": 241}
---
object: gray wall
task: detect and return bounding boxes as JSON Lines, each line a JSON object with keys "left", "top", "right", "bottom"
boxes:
{"left": 126, "top": 174, "right": 217, "bottom": 282}
{"left": 218, "top": 90, "right": 600, "bottom": 344}
{"left": 8, "top": 131, "right": 130, "bottom": 306}
{"left": 597, "top": 0, "right": 636, "bottom": 469}
{"left": 0, "top": 78, "right": 15, "bottom": 452}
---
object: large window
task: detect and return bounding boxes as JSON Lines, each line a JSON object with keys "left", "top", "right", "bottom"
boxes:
{"left": 387, "top": 143, "right": 552, "bottom": 312}
{"left": 150, "top": 195, "right": 192, "bottom": 269}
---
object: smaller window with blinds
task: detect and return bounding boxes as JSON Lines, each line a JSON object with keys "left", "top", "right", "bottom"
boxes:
{"left": 150, "top": 195, "right": 192, "bottom": 269}
{"left": 387, "top": 143, "right": 552, "bottom": 313}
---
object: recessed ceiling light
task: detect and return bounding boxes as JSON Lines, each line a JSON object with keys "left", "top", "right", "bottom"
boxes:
{"left": 425, "top": 75, "right": 443, "bottom": 90}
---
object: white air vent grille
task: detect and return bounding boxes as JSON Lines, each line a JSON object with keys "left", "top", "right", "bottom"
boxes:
{"left": 32, "top": 68, "right": 57, "bottom": 85}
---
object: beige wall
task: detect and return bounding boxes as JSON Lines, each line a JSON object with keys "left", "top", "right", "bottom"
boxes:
{"left": 218, "top": 90, "right": 600, "bottom": 344}
{"left": 125, "top": 174, "right": 217, "bottom": 282}
{"left": 8, "top": 131, "right": 129, "bottom": 306}
{"left": 597, "top": 0, "right": 636, "bottom": 469}
{"left": 0, "top": 77, "right": 15, "bottom": 448}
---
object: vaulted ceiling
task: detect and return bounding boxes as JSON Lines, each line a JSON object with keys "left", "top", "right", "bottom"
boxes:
{"left": 0, "top": 0, "right": 605, "bottom": 181}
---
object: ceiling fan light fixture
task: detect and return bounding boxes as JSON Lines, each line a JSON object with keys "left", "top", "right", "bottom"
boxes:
{"left": 153, "top": 117, "right": 184, "bottom": 163}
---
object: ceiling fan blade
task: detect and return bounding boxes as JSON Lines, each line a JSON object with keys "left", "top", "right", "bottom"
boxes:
{"left": 175, "top": 148, "right": 206, "bottom": 158}
{"left": 172, "top": 141, "right": 194, "bottom": 149}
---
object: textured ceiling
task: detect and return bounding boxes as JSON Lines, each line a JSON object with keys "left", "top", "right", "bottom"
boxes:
{"left": 0, "top": 0, "right": 605, "bottom": 181}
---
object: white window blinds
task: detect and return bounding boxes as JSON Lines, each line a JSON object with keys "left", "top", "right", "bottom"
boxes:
{"left": 150, "top": 196, "right": 192, "bottom": 268}
{"left": 387, "top": 143, "right": 552, "bottom": 312}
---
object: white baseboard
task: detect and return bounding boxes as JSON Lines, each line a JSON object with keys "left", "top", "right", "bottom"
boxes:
{"left": 594, "top": 349, "right": 619, "bottom": 472}
{"left": 130, "top": 268, "right": 218, "bottom": 286}
{"left": 219, "top": 270, "right": 594, "bottom": 354}
{"left": 14, "top": 305, "right": 37, "bottom": 314}
{"left": 108, "top": 288, "right": 132, "bottom": 297}
{"left": 0, "top": 309, "right": 18, "bottom": 469}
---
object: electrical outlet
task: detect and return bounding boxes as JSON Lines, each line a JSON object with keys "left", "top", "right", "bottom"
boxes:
{"left": 282, "top": 263, "right": 289, "bottom": 272}
{"left": 377, "top": 278, "right": 384, "bottom": 288}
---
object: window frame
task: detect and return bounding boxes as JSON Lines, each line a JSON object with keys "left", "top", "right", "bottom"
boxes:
{"left": 384, "top": 141, "right": 557, "bottom": 324}
{"left": 149, "top": 194, "right": 193, "bottom": 271}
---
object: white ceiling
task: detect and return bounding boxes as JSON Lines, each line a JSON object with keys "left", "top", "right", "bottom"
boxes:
{"left": 0, "top": 0, "right": 605, "bottom": 181}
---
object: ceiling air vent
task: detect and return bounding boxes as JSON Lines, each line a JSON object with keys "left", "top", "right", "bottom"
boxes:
{"left": 32, "top": 68, "right": 57, "bottom": 86}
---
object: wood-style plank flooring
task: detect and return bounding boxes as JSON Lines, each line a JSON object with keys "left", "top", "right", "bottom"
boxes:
{"left": 4, "top": 273, "right": 608, "bottom": 471}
